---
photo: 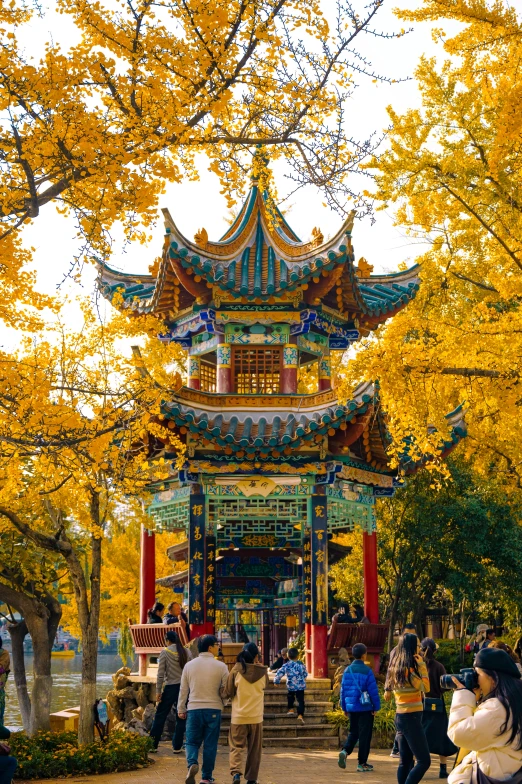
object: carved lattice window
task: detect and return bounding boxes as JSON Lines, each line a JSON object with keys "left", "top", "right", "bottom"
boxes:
{"left": 233, "top": 347, "right": 281, "bottom": 394}
{"left": 200, "top": 360, "right": 216, "bottom": 393}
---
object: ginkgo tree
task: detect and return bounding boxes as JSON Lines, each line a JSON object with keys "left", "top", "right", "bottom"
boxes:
{"left": 59, "top": 502, "right": 187, "bottom": 662}
{"left": 0, "top": 300, "right": 185, "bottom": 742}
{"left": 0, "top": 0, "right": 404, "bottom": 328}
{"left": 338, "top": 0, "right": 522, "bottom": 486}
{"left": 0, "top": 521, "right": 63, "bottom": 734}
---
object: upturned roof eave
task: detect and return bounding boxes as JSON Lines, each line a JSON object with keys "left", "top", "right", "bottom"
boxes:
{"left": 96, "top": 258, "right": 154, "bottom": 286}
{"left": 366, "top": 263, "right": 421, "bottom": 286}
{"left": 162, "top": 202, "right": 355, "bottom": 266}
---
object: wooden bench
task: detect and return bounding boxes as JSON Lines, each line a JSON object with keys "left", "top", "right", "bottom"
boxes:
{"left": 129, "top": 622, "right": 188, "bottom": 653}
{"left": 327, "top": 621, "right": 388, "bottom": 677}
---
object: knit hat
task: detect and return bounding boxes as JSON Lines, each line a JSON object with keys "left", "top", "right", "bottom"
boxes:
{"left": 421, "top": 637, "right": 438, "bottom": 652}
{"left": 475, "top": 647, "right": 521, "bottom": 678}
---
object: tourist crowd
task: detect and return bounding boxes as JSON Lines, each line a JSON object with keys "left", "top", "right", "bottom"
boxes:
{"left": 146, "top": 623, "right": 522, "bottom": 784}
{"left": 3, "top": 621, "right": 522, "bottom": 784}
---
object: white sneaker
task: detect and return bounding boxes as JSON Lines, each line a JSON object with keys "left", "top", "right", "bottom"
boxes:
{"left": 186, "top": 764, "right": 199, "bottom": 784}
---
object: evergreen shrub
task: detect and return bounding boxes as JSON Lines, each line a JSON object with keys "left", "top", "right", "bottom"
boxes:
{"left": 9, "top": 730, "right": 152, "bottom": 779}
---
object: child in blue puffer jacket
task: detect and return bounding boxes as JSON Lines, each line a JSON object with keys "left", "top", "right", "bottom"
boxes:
{"left": 338, "top": 643, "right": 381, "bottom": 773}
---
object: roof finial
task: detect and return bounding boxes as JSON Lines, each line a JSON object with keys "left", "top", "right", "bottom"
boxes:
{"left": 356, "top": 258, "right": 374, "bottom": 278}
{"left": 345, "top": 210, "right": 356, "bottom": 234}
{"left": 311, "top": 227, "right": 324, "bottom": 247}
{"left": 194, "top": 227, "right": 208, "bottom": 249}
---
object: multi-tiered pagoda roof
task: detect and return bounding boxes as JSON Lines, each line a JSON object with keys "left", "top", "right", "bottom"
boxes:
{"left": 98, "top": 183, "right": 420, "bottom": 335}
{"left": 97, "top": 179, "right": 465, "bottom": 477}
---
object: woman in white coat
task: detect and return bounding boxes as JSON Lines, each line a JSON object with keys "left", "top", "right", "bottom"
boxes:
{"left": 448, "top": 647, "right": 522, "bottom": 783}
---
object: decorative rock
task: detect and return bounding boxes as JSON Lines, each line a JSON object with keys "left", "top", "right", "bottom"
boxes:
{"left": 132, "top": 706, "right": 144, "bottom": 721}
{"left": 142, "top": 703, "right": 156, "bottom": 731}
{"left": 187, "top": 638, "right": 200, "bottom": 660}
{"left": 106, "top": 690, "right": 124, "bottom": 721}
{"left": 124, "top": 699, "right": 137, "bottom": 723}
{"left": 112, "top": 666, "right": 131, "bottom": 689}
{"left": 116, "top": 686, "right": 137, "bottom": 700}
{"left": 332, "top": 647, "right": 351, "bottom": 699}
{"left": 128, "top": 718, "right": 148, "bottom": 736}
{"left": 136, "top": 685, "right": 150, "bottom": 708}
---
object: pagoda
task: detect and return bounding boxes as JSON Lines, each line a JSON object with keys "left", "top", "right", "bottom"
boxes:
{"left": 98, "top": 177, "right": 465, "bottom": 678}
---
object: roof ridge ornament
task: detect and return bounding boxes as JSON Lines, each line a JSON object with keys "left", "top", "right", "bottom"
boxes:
{"left": 356, "top": 258, "right": 374, "bottom": 278}
{"left": 194, "top": 227, "right": 208, "bottom": 249}
{"left": 345, "top": 210, "right": 356, "bottom": 235}
{"left": 311, "top": 227, "right": 324, "bottom": 247}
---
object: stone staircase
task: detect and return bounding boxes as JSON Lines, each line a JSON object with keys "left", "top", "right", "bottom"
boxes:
{"left": 220, "top": 678, "right": 339, "bottom": 750}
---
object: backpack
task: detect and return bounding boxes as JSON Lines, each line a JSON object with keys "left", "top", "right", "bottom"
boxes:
{"left": 472, "top": 763, "right": 522, "bottom": 784}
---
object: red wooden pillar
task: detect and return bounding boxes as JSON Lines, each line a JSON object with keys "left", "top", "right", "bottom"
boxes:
{"left": 139, "top": 525, "right": 156, "bottom": 676}
{"left": 217, "top": 344, "right": 232, "bottom": 393}
{"left": 305, "top": 622, "right": 312, "bottom": 675}
{"left": 281, "top": 343, "right": 298, "bottom": 393}
{"left": 363, "top": 531, "right": 379, "bottom": 623}
{"left": 187, "top": 355, "right": 201, "bottom": 389}
{"left": 312, "top": 625, "right": 328, "bottom": 679}
{"left": 191, "top": 622, "right": 215, "bottom": 637}
{"left": 318, "top": 354, "right": 331, "bottom": 392}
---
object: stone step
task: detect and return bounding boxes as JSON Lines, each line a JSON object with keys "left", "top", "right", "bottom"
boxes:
{"left": 263, "top": 736, "right": 339, "bottom": 749}
{"left": 223, "top": 700, "right": 332, "bottom": 715}
{"left": 266, "top": 678, "right": 331, "bottom": 691}
{"left": 263, "top": 690, "right": 332, "bottom": 703}
{"left": 220, "top": 723, "right": 338, "bottom": 739}
{"left": 221, "top": 713, "right": 329, "bottom": 727}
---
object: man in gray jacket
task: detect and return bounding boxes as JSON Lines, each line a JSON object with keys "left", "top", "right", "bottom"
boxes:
{"left": 178, "top": 634, "right": 229, "bottom": 784}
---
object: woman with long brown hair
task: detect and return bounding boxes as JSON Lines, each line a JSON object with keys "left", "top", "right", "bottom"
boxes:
{"left": 149, "top": 630, "right": 190, "bottom": 752}
{"left": 385, "top": 633, "right": 431, "bottom": 784}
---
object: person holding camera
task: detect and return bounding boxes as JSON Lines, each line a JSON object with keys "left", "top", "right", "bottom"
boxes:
{"left": 420, "top": 638, "right": 458, "bottom": 779}
{"left": 385, "top": 633, "right": 431, "bottom": 784}
{"left": 447, "top": 647, "right": 522, "bottom": 783}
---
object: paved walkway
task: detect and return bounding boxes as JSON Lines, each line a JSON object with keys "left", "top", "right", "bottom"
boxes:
{"left": 18, "top": 747, "right": 453, "bottom": 783}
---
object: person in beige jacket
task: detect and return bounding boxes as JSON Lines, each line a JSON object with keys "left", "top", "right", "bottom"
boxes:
{"left": 448, "top": 647, "right": 522, "bottom": 783}
{"left": 225, "top": 642, "right": 269, "bottom": 784}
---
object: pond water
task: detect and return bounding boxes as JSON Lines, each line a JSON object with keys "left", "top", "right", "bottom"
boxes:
{"left": 3, "top": 653, "right": 137, "bottom": 730}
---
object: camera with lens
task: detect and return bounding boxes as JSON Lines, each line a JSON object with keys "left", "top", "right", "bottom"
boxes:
{"left": 440, "top": 668, "right": 479, "bottom": 691}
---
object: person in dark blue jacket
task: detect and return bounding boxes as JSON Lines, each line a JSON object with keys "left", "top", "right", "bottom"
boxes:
{"left": 0, "top": 724, "right": 17, "bottom": 784}
{"left": 338, "top": 643, "right": 381, "bottom": 773}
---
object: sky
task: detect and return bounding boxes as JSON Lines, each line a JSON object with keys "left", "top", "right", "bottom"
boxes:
{"left": 2, "top": 0, "right": 456, "bottom": 349}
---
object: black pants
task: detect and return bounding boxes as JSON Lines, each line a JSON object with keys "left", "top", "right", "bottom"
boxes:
{"left": 287, "top": 690, "right": 305, "bottom": 717}
{"left": 0, "top": 756, "right": 17, "bottom": 784}
{"left": 149, "top": 683, "right": 186, "bottom": 750}
{"left": 395, "top": 712, "right": 431, "bottom": 784}
{"left": 343, "top": 711, "right": 374, "bottom": 764}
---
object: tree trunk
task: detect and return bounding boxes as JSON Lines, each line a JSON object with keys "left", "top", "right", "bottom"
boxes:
{"left": 8, "top": 620, "right": 31, "bottom": 732}
{"left": 30, "top": 614, "right": 53, "bottom": 732}
{"left": 459, "top": 598, "right": 466, "bottom": 665}
{"left": 387, "top": 583, "right": 401, "bottom": 652}
{"left": 0, "top": 581, "right": 60, "bottom": 734}
{"left": 76, "top": 527, "right": 102, "bottom": 745}
{"left": 78, "top": 623, "right": 98, "bottom": 744}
